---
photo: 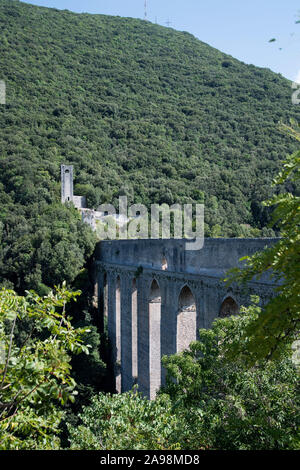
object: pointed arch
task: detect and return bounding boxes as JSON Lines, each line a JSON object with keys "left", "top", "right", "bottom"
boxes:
{"left": 219, "top": 296, "right": 239, "bottom": 318}
{"left": 177, "top": 285, "right": 197, "bottom": 352}
{"left": 149, "top": 279, "right": 161, "bottom": 302}
{"left": 149, "top": 279, "right": 161, "bottom": 399}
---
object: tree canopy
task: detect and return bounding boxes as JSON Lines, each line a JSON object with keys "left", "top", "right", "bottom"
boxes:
{"left": 225, "top": 142, "right": 300, "bottom": 363}
{"left": 0, "top": 284, "right": 90, "bottom": 449}
{"left": 68, "top": 305, "right": 299, "bottom": 450}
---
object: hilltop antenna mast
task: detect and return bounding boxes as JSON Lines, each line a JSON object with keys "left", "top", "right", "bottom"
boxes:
{"left": 144, "top": 0, "right": 147, "bottom": 21}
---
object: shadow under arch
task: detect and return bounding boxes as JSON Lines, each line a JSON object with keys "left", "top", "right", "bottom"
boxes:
{"left": 177, "top": 285, "right": 197, "bottom": 353}
{"left": 98, "top": 271, "right": 108, "bottom": 359}
{"left": 149, "top": 278, "right": 162, "bottom": 399}
{"left": 97, "top": 271, "right": 107, "bottom": 334}
{"left": 115, "top": 275, "right": 121, "bottom": 392}
{"left": 132, "top": 278, "right": 138, "bottom": 383}
{"left": 219, "top": 296, "right": 239, "bottom": 318}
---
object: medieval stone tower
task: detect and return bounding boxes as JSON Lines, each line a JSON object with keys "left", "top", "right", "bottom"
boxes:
{"left": 61, "top": 164, "right": 86, "bottom": 209}
{"left": 61, "top": 164, "right": 74, "bottom": 204}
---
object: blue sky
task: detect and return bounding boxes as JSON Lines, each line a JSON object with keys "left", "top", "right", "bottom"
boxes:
{"left": 22, "top": 0, "right": 300, "bottom": 81}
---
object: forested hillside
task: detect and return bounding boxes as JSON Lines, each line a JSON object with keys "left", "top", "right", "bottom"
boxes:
{"left": 0, "top": 0, "right": 300, "bottom": 292}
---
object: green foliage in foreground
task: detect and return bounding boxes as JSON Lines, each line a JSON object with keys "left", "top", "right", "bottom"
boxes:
{"left": 0, "top": 284, "right": 90, "bottom": 449}
{"left": 68, "top": 303, "right": 300, "bottom": 450}
{"left": 225, "top": 148, "right": 300, "bottom": 363}
{"left": 68, "top": 391, "right": 180, "bottom": 450}
{"left": 162, "top": 299, "right": 299, "bottom": 450}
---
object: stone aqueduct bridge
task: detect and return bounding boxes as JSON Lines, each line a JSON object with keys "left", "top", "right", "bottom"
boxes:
{"left": 93, "top": 238, "right": 279, "bottom": 399}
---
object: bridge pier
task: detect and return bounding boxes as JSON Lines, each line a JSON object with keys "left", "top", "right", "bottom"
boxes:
{"left": 120, "top": 275, "right": 133, "bottom": 392}
{"left": 95, "top": 238, "right": 278, "bottom": 399}
{"left": 137, "top": 277, "right": 151, "bottom": 398}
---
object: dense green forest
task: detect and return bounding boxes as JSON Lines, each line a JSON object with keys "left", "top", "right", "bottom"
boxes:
{"left": 0, "top": 1, "right": 299, "bottom": 451}
{"left": 1, "top": 0, "right": 300, "bottom": 292}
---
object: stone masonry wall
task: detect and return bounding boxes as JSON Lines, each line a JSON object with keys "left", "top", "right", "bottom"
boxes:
{"left": 94, "top": 238, "right": 279, "bottom": 399}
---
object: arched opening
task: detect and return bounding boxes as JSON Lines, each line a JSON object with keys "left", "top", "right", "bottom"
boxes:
{"left": 177, "top": 286, "right": 197, "bottom": 353}
{"left": 149, "top": 279, "right": 161, "bottom": 399}
{"left": 115, "top": 276, "right": 121, "bottom": 392}
{"left": 219, "top": 296, "right": 239, "bottom": 317}
{"left": 132, "top": 278, "right": 138, "bottom": 382}
{"left": 161, "top": 256, "right": 168, "bottom": 271}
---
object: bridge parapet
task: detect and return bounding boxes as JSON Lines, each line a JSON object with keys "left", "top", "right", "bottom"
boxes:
{"left": 95, "top": 238, "right": 279, "bottom": 282}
